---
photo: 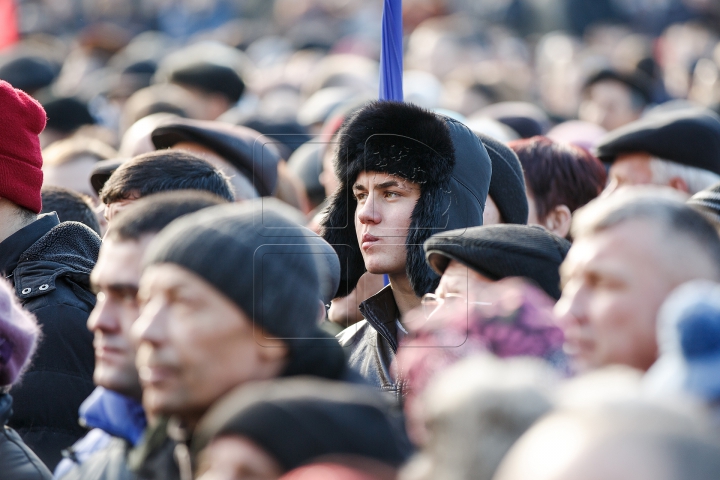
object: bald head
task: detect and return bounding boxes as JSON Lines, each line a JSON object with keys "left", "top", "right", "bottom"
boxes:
{"left": 493, "top": 404, "right": 719, "bottom": 480}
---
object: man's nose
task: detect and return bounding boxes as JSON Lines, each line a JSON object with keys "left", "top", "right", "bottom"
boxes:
{"left": 554, "top": 283, "right": 588, "bottom": 330}
{"left": 87, "top": 295, "right": 119, "bottom": 333}
{"left": 357, "top": 194, "right": 381, "bottom": 225}
{"left": 131, "top": 298, "right": 167, "bottom": 346}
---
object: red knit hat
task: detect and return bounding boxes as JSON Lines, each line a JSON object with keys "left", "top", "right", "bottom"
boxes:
{"left": 0, "top": 80, "right": 46, "bottom": 213}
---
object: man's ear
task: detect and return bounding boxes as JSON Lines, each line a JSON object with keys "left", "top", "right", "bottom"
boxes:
{"left": 667, "top": 176, "right": 690, "bottom": 193}
{"left": 544, "top": 205, "right": 572, "bottom": 239}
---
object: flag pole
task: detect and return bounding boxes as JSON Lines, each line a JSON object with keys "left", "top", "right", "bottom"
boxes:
{"left": 378, "top": 0, "right": 403, "bottom": 102}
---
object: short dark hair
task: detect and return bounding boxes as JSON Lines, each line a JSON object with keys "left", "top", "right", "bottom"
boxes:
{"left": 509, "top": 136, "right": 607, "bottom": 221}
{"left": 41, "top": 186, "right": 101, "bottom": 235}
{"left": 100, "top": 150, "right": 235, "bottom": 204}
{"left": 106, "top": 190, "right": 227, "bottom": 242}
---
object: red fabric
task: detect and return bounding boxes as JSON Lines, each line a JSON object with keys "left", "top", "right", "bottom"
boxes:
{"left": 0, "top": 0, "right": 19, "bottom": 50}
{"left": 0, "top": 80, "right": 46, "bottom": 213}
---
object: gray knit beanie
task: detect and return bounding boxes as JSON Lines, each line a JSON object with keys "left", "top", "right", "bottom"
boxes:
{"left": 143, "top": 201, "right": 324, "bottom": 341}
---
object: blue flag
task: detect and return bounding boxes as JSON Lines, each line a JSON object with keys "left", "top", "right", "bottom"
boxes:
{"left": 379, "top": 0, "right": 403, "bottom": 102}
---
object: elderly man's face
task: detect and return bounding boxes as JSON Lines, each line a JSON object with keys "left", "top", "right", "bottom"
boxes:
{"left": 353, "top": 171, "right": 421, "bottom": 277}
{"left": 554, "top": 220, "right": 675, "bottom": 372}
{"left": 603, "top": 153, "right": 654, "bottom": 195}
{"left": 132, "top": 264, "right": 287, "bottom": 423}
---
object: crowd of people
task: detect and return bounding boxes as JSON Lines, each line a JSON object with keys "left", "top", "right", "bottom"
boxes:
{"left": 2, "top": 0, "right": 720, "bottom": 479}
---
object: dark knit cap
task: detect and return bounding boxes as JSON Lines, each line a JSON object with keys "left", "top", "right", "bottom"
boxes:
{"left": 688, "top": 181, "right": 720, "bottom": 226}
{"left": 169, "top": 62, "right": 245, "bottom": 104}
{"left": 476, "top": 132, "right": 528, "bottom": 224}
{"left": 144, "top": 201, "right": 327, "bottom": 339}
{"left": 424, "top": 224, "right": 571, "bottom": 300}
{"left": 191, "top": 378, "right": 413, "bottom": 471}
{"left": 595, "top": 109, "right": 720, "bottom": 175}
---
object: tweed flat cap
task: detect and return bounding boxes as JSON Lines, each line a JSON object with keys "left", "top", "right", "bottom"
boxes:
{"left": 424, "top": 224, "right": 570, "bottom": 299}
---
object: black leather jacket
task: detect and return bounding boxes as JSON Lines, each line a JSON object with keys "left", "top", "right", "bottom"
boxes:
{"left": 0, "top": 393, "right": 52, "bottom": 479}
{"left": 337, "top": 286, "right": 408, "bottom": 404}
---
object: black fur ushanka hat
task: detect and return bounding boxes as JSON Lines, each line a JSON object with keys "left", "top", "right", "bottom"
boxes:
{"left": 321, "top": 101, "right": 492, "bottom": 298}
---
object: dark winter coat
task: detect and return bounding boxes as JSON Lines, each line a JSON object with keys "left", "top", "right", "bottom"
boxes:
{"left": 0, "top": 213, "right": 99, "bottom": 470}
{"left": 0, "top": 393, "right": 53, "bottom": 480}
{"left": 337, "top": 286, "right": 408, "bottom": 403}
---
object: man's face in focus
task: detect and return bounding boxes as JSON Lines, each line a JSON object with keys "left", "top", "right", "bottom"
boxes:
{"left": 132, "top": 264, "right": 288, "bottom": 424}
{"left": 353, "top": 171, "right": 421, "bottom": 277}
{"left": 554, "top": 220, "right": 675, "bottom": 372}
{"left": 88, "top": 237, "right": 152, "bottom": 399}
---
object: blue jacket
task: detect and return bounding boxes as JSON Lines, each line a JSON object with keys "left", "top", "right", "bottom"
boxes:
{"left": 54, "top": 387, "right": 146, "bottom": 479}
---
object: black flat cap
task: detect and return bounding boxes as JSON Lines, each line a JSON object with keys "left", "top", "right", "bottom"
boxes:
{"left": 424, "top": 225, "right": 571, "bottom": 300}
{"left": 476, "top": 132, "right": 528, "bottom": 224}
{"left": 151, "top": 118, "right": 280, "bottom": 196}
{"left": 91, "top": 158, "right": 126, "bottom": 195}
{"left": 595, "top": 109, "right": 720, "bottom": 175}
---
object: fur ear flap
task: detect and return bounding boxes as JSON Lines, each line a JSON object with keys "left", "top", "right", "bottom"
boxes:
{"left": 405, "top": 180, "right": 449, "bottom": 296}
{"left": 320, "top": 186, "right": 366, "bottom": 298}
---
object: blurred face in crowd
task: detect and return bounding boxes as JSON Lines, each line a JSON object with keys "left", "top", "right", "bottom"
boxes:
{"left": 603, "top": 153, "right": 654, "bottom": 195}
{"left": 604, "top": 153, "right": 693, "bottom": 196}
{"left": 196, "top": 436, "right": 283, "bottom": 480}
{"left": 43, "top": 155, "right": 98, "bottom": 199}
{"left": 353, "top": 171, "right": 421, "bottom": 278}
{"left": 88, "top": 236, "right": 151, "bottom": 399}
{"left": 104, "top": 198, "right": 137, "bottom": 226}
{"left": 132, "top": 264, "right": 288, "bottom": 425}
{"left": 579, "top": 80, "right": 643, "bottom": 132}
{"left": 556, "top": 220, "right": 691, "bottom": 372}
{"left": 425, "top": 260, "right": 493, "bottom": 318}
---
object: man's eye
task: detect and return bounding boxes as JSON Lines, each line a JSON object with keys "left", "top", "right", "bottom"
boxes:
{"left": 355, "top": 193, "right": 367, "bottom": 201}
{"left": 385, "top": 191, "right": 400, "bottom": 199}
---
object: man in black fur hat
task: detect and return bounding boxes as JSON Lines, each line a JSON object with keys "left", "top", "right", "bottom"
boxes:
{"left": 321, "top": 101, "right": 492, "bottom": 400}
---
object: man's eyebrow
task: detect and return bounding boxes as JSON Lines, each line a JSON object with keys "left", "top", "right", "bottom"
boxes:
{"left": 352, "top": 183, "right": 367, "bottom": 191}
{"left": 375, "top": 180, "right": 401, "bottom": 189}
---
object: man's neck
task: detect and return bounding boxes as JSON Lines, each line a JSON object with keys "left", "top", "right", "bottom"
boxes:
{"left": 0, "top": 202, "right": 36, "bottom": 244}
{"left": 388, "top": 273, "right": 421, "bottom": 319}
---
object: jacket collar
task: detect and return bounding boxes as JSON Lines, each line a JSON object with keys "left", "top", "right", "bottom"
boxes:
{"left": 359, "top": 285, "right": 401, "bottom": 352}
{"left": 0, "top": 213, "right": 59, "bottom": 277}
{"left": 79, "top": 387, "right": 147, "bottom": 446}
